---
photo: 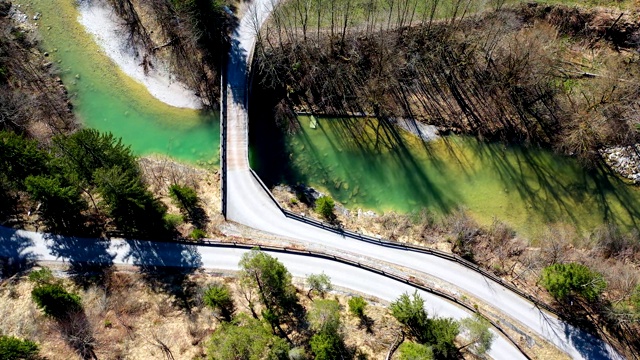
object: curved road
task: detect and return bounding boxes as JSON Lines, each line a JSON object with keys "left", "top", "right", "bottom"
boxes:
{"left": 1, "top": 226, "right": 524, "bottom": 359}
{"left": 222, "top": 0, "right": 623, "bottom": 359}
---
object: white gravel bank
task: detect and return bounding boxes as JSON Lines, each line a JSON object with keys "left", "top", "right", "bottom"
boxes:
{"left": 78, "top": 0, "right": 202, "bottom": 109}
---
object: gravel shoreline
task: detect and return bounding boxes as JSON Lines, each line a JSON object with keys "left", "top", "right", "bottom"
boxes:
{"left": 77, "top": 0, "right": 202, "bottom": 109}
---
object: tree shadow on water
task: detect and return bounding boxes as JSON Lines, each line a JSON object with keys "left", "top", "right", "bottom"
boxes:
{"left": 123, "top": 239, "right": 203, "bottom": 311}
{"left": 0, "top": 227, "right": 38, "bottom": 279}
{"left": 468, "top": 140, "right": 640, "bottom": 231}
{"left": 43, "top": 233, "right": 115, "bottom": 289}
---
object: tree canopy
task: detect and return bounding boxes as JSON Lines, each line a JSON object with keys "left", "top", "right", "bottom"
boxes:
{"left": 239, "top": 249, "right": 298, "bottom": 325}
{"left": 0, "top": 336, "right": 39, "bottom": 360}
{"left": 208, "top": 315, "right": 289, "bottom": 360}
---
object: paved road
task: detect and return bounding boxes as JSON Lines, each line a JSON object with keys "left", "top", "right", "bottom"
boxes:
{"left": 0, "top": 226, "right": 524, "bottom": 359}
{"left": 221, "top": 0, "right": 624, "bottom": 359}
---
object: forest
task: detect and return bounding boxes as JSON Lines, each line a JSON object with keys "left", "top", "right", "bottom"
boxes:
{"left": 253, "top": 0, "right": 640, "bottom": 165}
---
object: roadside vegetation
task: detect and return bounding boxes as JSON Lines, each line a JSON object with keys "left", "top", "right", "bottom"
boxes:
{"left": 0, "top": 251, "right": 497, "bottom": 359}
{"left": 275, "top": 185, "right": 640, "bottom": 358}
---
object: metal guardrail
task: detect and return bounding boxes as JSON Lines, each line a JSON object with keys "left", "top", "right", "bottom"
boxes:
{"left": 246, "top": 170, "right": 557, "bottom": 316}
{"left": 182, "top": 237, "right": 533, "bottom": 360}
{"left": 220, "top": 66, "right": 228, "bottom": 219}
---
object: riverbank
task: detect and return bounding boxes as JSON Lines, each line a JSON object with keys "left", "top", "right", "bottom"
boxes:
{"left": 77, "top": 0, "right": 202, "bottom": 109}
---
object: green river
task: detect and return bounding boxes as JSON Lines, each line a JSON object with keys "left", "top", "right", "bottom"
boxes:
{"left": 251, "top": 116, "right": 640, "bottom": 238}
{"left": 21, "top": 0, "right": 640, "bottom": 239}
{"left": 18, "top": 0, "right": 219, "bottom": 166}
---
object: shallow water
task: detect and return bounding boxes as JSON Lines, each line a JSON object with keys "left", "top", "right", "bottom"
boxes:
{"left": 252, "top": 116, "right": 640, "bottom": 238}
{"left": 16, "top": 0, "right": 219, "bottom": 165}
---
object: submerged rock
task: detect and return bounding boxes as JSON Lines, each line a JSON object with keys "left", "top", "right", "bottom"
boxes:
{"left": 600, "top": 144, "right": 640, "bottom": 184}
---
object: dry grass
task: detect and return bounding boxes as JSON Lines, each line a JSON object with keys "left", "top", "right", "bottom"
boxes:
{"left": 139, "top": 156, "right": 226, "bottom": 238}
{"left": 0, "top": 265, "right": 403, "bottom": 359}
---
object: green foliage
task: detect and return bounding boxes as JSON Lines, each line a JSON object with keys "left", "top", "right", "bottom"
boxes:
{"left": 239, "top": 249, "right": 298, "bottom": 322}
{"left": 309, "top": 332, "right": 343, "bottom": 360}
{"left": 207, "top": 315, "right": 289, "bottom": 360}
{"left": 52, "top": 129, "right": 138, "bottom": 185}
{"left": 390, "top": 292, "right": 459, "bottom": 359}
{"left": 427, "top": 317, "right": 460, "bottom": 359}
{"left": 191, "top": 228, "right": 207, "bottom": 240}
{"left": 28, "top": 267, "right": 54, "bottom": 284}
{"left": 0, "top": 131, "right": 49, "bottom": 189}
{"left": 31, "top": 283, "right": 82, "bottom": 319}
{"left": 348, "top": 296, "right": 367, "bottom": 318}
{"left": 315, "top": 196, "right": 335, "bottom": 221}
{"left": 0, "top": 335, "right": 39, "bottom": 360}
{"left": 306, "top": 272, "right": 332, "bottom": 297}
{"left": 25, "top": 175, "right": 86, "bottom": 231}
{"left": 459, "top": 314, "right": 495, "bottom": 357}
{"left": 164, "top": 213, "right": 184, "bottom": 229}
{"left": 169, "top": 184, "right": 199, "bottom": 215}
{"left": 94, "top": 165, "right": 168, "bottom": 238}
{"left": 398, "top": 342, "right": 433, "bottom": 360}
{"left": 308, "top": 299, "right": 341, "bottom": 335}
{"left": 390, "top": 292, "right": 429, "bottom": 341}
{"left": 203, "top": 283, "right": 235, "bottom": 322}
{"left": 540, "top": 263, "right": 606, "bottom": 302}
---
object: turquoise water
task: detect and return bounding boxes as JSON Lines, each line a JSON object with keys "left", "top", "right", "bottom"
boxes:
{"left": 252, "top": 116, "right": 640, "bottom": 238}
{"left": 18, "top": 0, "right": 219, "bottom": 166}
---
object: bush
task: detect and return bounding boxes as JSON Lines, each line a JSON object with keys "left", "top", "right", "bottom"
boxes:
{"left": 306, "top": 272, "right": 332, "bottom": 297}
{"left": 540, "top": 262, "right": 606, "bottom": 303}
{"left": 310, "top": 332, "right": 343, "bottom": 360}
{"left": 203, "top": 283, "right": 235, "bottom": 322}
{"left": 190, "top": 228, "right": 206, "bottom": 240}
{"left": 348, "top": 296, "right": 367, "bottom": 318}
{"left": 398, "top": 342, "right": 433, "bottom": 360}
{"left": 168, "top": 184, "right": 199, "bottom": 214}
{"left": 164, "top": 213, "right": 183, "bottom": 229}
{"left": 315, "top": 196, "right": 335, "bottom": 221}
{"left": 31, "top": 283, "right": 82, "bottom": 319}
{"left": 28, "top": 267, "right": 54, "bottom": 284}
{"left": 0, "top": 336, "right": 39, "bottom": 360}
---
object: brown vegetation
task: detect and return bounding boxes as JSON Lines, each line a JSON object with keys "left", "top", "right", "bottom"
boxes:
{"left": 0, "top": 266, "right": 400, "bottom": 359}
{"left": 254, "top": 2, "right": 640, "bottom": 165}
{"left": 0, "top": 1, "right": 77, "bottom": 142}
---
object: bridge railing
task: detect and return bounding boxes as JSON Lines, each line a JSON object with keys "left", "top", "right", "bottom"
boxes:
{"left": 220, "top": 64, "right": 228, "bottom": 219}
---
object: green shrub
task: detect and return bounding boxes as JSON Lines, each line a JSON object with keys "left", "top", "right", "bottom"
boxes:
{"left": 398, "top": 342, "right": 433, "bottom": 360}
{"left": 203, "top": 283, "right": 235, "bottom": 322}
{"left": 315, "top": 196, "right": 335, "bottom": 221}
{"left": 31, "top": 283, "right": 82, "bottom": 319}
{"left": 348, "top": 296, "right": 367, "bottom": 318}
{"left": 190, "top": 228, "right": 206, "bottom": 240}
{"left": 0, "top": 336, "right": 39, "bottom": 360}
{"left": 169, "top": 184, "right": 199, "bottom": 214}
{"left": 28, "top": 267, "right": 54, "bottom": 284}
{"left": 164, "top": 213, "right": 183, "bottom": 229}
{"left": 540, "top": 263, "right": 606, "bottom": 302}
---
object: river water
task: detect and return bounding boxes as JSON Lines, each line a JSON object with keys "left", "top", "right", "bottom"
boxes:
{"left": 252, "top": 116, "right": 640, "bottom": 237}
{"left": 17, "top": 0, "right": 220, "bottom": 166}
{"left": 21, "top": 0, "right": 640, "bottom": 238}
